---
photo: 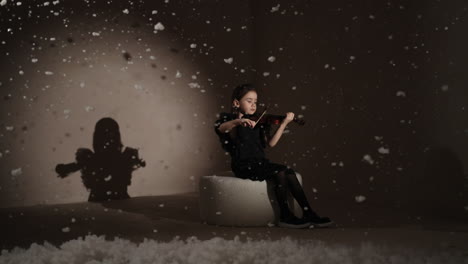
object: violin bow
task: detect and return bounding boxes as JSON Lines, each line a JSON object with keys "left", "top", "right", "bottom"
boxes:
{"left": 252, "top": 107, "right": 268, "bottom": 128}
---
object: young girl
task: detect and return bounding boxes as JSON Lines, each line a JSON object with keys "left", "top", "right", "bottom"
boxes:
{"left": 214, "top": 84, "right": 333, "bottom": 228}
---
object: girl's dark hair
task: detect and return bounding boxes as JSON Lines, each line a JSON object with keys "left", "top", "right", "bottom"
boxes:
{"left": 93, "top": 117, "right": 123, "bottom": 154}
{"left": 231, "top": 83, "right": 257, "bottom": 113}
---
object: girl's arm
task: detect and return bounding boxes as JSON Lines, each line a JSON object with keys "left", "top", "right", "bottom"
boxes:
{"left": 217, "top": 118, "right": 256, "bottom": 133}
{"left": 268, "top": 112, "right": 294, "bottom": 148}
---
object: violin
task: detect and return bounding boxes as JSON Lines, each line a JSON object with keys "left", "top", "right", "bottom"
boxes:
{"left": 243, "top": 110, "right": 305, "bottom": 126}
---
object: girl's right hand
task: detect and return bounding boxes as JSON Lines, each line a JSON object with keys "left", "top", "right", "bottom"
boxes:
{"left": 239, "top": 118, "right": 256, "bottom": 128}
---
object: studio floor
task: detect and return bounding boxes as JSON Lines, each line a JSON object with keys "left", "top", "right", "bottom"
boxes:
{"left": 1, "top": 192, "right": 468, "bottom": 255}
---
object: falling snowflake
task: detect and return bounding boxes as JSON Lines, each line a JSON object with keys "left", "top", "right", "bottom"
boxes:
{"left": 396, "top": 91, "right": 406, "bottom": 97}
{"left": 84, "top": 106, "right": 95, "bottom": 112}
{"left": 45, "top": 71, "right": 54, "bottom": 75}
{"left": 5, "top": 126, "right": 14, "bottom": 131}
{"left": 378, "top": 147, "right": 390, "bottom": 154}
{"left": 31, "top": 58, "right": 38, "bottom": 63}
{"left": 159, "top": 203, "right": 165, "bottom": 208}
{"left": 355, "top": 195, "right": 366, "bottom": 203}
{"left": 224, "top": 57, "right": 233, "bottom": 64}
{"left": 263, "top": 72, "right": 270, "bottom": 76}
{"left": 122, "top": 9, "right": 129, "bottom": 14}
{"left": 154, "top": 22, "right": 165, "bottom": 32}
{"left": 0, "top": 0, "right": 7, "bottom": 6}
{"left": 188, "top": 83, "right": 200, "bottom": 89}
{"left": 11, "top": 168, "right": 22, "bottom": 176}
{"left": 441, "top": 85, "right": 449, "bottom": 92}
{"left": 62, "top": 227, "right": 71, "bottom": 232}
{"left": 216, "top": 211, "right": 222, "bottom": 215}
{"left": 270, "top": 4, "right": 280, "bottom": 12}
{"left": 362, "top": 154, "right": 374, "bottom": 165}
{"left": 267, "top": 56, "right": 276, "bottom": 62}
{"left": 92, "top": 32, "right": 100, "bottom": 37}
{"left": 190, "top": 43, "right": 197, "bottom": 48}
{"left": 175, "top": 71, "right": 182, "bottom": 78}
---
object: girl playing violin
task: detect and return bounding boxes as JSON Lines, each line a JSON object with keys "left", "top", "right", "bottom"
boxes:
{"left": 214, "top": 84, "right": 333, "bottom": 228}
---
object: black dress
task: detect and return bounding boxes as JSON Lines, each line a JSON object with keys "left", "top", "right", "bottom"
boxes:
{"left": 214, "top": 112, "right": 288, "bottom": 181}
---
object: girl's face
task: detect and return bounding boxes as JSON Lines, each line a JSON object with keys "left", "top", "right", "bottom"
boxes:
{"left": 234, "top": 91, "right": 257, "bottom": 115}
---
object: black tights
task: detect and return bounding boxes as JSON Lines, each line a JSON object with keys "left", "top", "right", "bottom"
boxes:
{"left": 273, "top": 169, "right": 319, "bottom": 220}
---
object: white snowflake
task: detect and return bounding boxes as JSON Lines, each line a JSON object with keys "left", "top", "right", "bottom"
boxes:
{"left": 0, "top": 0, "right": 7, "bottom": 6}
{"left": 355, "top": 195, "right": 366, "bottom": 203}
{"left": 84, "top": 106, "right": 95, "bottom": 112}
{"left": 270, "top": 4, "right": 280, "bottom": 12}
{"left": 362, "top": 154, "right": 374, "bottom": 165}
{"left": 441, "top": 85, "right": 449, "bottom": 92}
{"left": 188, "top": 82, "right": 200, "bottom": 89}
{"left": 122, "top": 9, "right": 129, "bottom": 14}
{"left": 11, "top": 168, "right": 22, "bottom": 176}
{"left": 378, "top": 147, "right": 390, "bottom": 154}
{"left": 267, "top": 56, "right": 276, "bottom": 62}
{"left": 154, "top": 22, "right": 165, "bottom": 32}
{"left": 190, "top": 43, "right": 197, "bottom": 48}
{"left": 224, "top": 57, "right": 233, "bottom": 64}
{"left": 396, "top": 91, "right": 406, "bottom": 97}
{"left": 62, "top": 227, "right": 71, "bottom": 232}
{"left": 175, "top": 71, "right": 182, "bottom": 78}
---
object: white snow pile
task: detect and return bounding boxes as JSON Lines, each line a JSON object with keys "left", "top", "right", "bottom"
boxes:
{"left": 1, "top": 235, "right": 466, "bottom": 264}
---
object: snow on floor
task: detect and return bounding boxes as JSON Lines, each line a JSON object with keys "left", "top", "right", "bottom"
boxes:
{"left": 1, "top": 234, "right": 467, "bottom": 264}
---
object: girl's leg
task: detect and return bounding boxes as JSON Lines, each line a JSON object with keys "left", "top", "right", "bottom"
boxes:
{"left": 273, "top": 170, "right": 295, "bottom": 220}
{"left": 283, "top": 168, "right": 320, "bottom": 219}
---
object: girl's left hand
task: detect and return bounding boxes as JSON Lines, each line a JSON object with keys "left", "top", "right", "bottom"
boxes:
{"left": 282, "top": 112, "right": 294, "bottom": 125}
